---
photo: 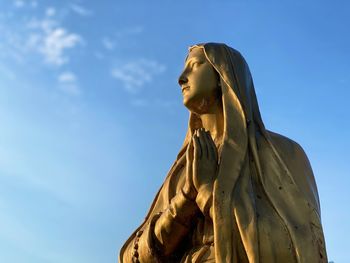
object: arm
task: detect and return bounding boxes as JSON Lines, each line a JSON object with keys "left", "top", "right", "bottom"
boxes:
{"left": 120, "top": 190, "right": 199, "bottom": 263}
{"left": 195, "top": 183, "right": 214, "bottom": 219}
{"left": 153, "top": 189, "right": 199, "bottom": 257}
{"left": 120, "top": 128, "right": 217, "bottom": 262}
{"left": 192, "top": 128, "right": 218, "bottom": 219}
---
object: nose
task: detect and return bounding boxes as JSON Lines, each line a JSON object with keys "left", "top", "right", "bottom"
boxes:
{"left": 178, "top": 70, "right": 188, "bottom": 86}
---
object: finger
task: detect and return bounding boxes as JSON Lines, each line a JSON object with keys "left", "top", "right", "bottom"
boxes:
{"left": 209, "top": 132, "right": 218, "bottom": 162}
{"left": 186, "top": 138, "right": 193, "bottom": 162}
{"left": 201, "top": 130, "right": 213, "bottom": 160}
{"left": 198, "top": 128, "right": 207, "bottom": 159}
{"left": 193, "top": 130, "right": 202, "bottom": 159}
{"left": 206, "top": 131, "right": 218, "bottom": 161}
{"left": 204, "top": 131, "right": 214, "bottom": 160}
{"left": 186, "top": 139, "right": 194, "bottom": 186}
{"left": 189, "top": 133, "right": 194, "bottom": 161}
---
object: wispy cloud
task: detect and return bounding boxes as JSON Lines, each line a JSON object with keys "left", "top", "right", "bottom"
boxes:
{"left": 102, "top": 37, "right": 115, "bottom": 51}
{"left": 58, "top": 71, "right": 80, "bottom": 95}
{"left": 26, "top": 14, "right": 82, "bottom": 66}
{"left": 13, "top": 0, "right": 37, "bottom": 8}
{"left": 69, "top": 4, "right": 92, "bottom": 16}
{"left": 0, "top": 4, "right": 83, "bottom": 67}
{"left": 41, "top": 28, "right": 81, "bottom": 65}
{"left": 14, "top": 0, "right": 25, "bottom": 8}
{"left": 58, "top": 71, "right": 76, "bottom": 83}
{"left": 111, "top": 59, "right": 166, "bottom": 93}
{"left": 45, "top": 7, "right": 56, "bottom": 17}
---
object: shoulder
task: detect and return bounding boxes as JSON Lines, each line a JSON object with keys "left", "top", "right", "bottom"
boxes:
{"left": 265, "top": 129, "right": 312, "bottom": 181}
{"left": 266, "top": 130, "right": 306, "bottom": 159}
{"left": 265, "top": 130, "right": 321, "bottom": 214}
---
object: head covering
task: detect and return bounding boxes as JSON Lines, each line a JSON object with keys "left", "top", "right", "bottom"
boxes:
{"left": 119, "top": 43, "right": 327, "bottom": 263}
{"left": 176, "top": 43, "right": 327, "bottom": 262}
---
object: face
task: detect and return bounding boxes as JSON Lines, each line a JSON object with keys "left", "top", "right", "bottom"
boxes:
{"left": 178, "top": 47, "right": 220, "bottom": 114}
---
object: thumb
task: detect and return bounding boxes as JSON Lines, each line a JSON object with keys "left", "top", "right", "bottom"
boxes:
{"left": 186, "top": 139, "right": 194, "bottom": 182}
{"left": 186, "top": 137, "right": 194, "bottom": 163}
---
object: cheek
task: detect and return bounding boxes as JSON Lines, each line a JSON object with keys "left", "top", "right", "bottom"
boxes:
{"left": 197, "top": 74, "right": 218, "bottom": 95}
{"left": 188, "top": 67, "right": 218, "bottom": 96}
{"left": 192, "top": 71, "right": 210, "bottom": 90}
{"left": 207, "top": 69, "right": 219, "bottom": 88}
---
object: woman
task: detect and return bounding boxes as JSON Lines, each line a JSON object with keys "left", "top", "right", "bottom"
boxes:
{"left": 119, "top": 43, "right": 327, "bottom": 262}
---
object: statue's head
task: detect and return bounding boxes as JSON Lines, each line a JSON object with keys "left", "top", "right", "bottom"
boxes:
{"left": 179, "top": 43, "right": 264, "bottom": 132}
{"left": 177, "top": 43, "right": 266, "bottom": 157}
{"left": 178, "top": 46, "right": 222, "bottom": 115}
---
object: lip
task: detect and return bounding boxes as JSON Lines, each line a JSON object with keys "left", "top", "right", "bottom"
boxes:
{"left": 181, "top": 86, "right": 190, "bottom": 93}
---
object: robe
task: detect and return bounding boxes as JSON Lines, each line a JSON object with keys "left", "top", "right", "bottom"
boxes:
{"left": 119, "top": 43, "right": 327, "bottom": 263}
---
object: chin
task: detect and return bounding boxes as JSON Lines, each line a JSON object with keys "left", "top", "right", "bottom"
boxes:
{"left": 183, "top": 96, "right": 209, "bottom": 115}
{"left": 183, "top": 98, "right": 195, "bottom": 112}
{"left": 183, "top": 97, "right": 190, "bottom": 107}
{"left": 183, "top": 94, "right": 196, "bottom": 110}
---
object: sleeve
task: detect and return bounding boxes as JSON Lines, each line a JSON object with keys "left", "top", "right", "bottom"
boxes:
{"left": 153, "top": 189, "right": 199, "bottom": 257}
{"left": 119, "top": 213, "right": 162, "bottom": 263}
{"left": 195, "top": 183, "right": 213, "bottom": 218}
{"left": 120, "top": 190, "right": 199, "bottom": 262}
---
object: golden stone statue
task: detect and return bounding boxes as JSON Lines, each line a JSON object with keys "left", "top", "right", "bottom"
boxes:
{"left": 119, "top": 43, "right": 328, "bottom": 262}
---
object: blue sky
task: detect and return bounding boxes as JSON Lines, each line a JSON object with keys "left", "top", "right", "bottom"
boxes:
{"left": 0, "top": 0, "right": 349, "bottom": 262}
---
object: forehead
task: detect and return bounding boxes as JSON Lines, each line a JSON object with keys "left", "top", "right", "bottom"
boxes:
{"left": 186, "top": 47, "right": 206, "bottom": 61}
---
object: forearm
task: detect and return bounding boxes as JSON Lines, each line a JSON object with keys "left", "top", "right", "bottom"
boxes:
{"left": 121, "top": 190, "right": 199, "bottom": 262}
{"left": 196, "top": 183, "right": 213, "bottom": 219}
{"left": 120, "top": 214, "right": 161, "bottom": 263}
{"left": 154, "top": 189, "right": 199, "bottom": 256}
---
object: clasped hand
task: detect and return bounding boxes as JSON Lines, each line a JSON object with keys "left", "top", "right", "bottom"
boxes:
{"left": 183, "top": 128, "right": 218, "bottom": 200}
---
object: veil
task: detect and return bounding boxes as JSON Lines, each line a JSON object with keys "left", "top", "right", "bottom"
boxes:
{"left": 177, "top": 43, "right": 327, "bottom": 262}
{"left": 119, "top": 43, "right": 327, "bottom": 263}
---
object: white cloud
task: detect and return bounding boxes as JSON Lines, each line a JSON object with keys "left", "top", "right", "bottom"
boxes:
{"left": 27, "top": 17, "right": 57, "bottom": 32}
{"left": 14, "top": 0, "right": 25, "bottom": 8}
{"left": 58, "top": 71, "right": 77, "bottom": 83}
{"left": 58, "top": 71, "right": 80, "bottom": 96}
{"left": 12, "top": 0, "right": 37, "bottom": 9}
{"left": 69, "top": 4, "right": 92, "bottom": 16}
{"left": 45, "top": 7, "right": 56, "bottom": 17}
{"left": 41, "top": 28, "right": 81, "bottom": 65}
{"left": 31, "top": 1, "right": 38, "bottom": 8}
{"left": 27, "top": 18, "right": 82, "bottom": 66}
{"left": 111, "top": 59, "right": 166, "bottom": 93}
{"left": 102, "top": 37, "right": 115, "bottom": 50}
{"left": 0, "top": 7, "right": 82, "bottom": 68}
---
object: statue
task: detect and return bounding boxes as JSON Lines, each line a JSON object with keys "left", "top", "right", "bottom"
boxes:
{"left": 119, "top": 43, "right": 328, "bottom": 262}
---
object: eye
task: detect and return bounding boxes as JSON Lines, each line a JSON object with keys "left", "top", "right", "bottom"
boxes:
{"left": 191, "top": 61, "right": 202, "bottom": 69}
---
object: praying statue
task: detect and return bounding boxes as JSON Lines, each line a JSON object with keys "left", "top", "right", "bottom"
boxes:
{"left": 119, "top": 43, "right": 328, "bottom": 262}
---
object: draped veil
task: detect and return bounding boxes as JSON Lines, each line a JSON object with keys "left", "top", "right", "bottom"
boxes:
{"left": 179, "top": 43, "right": 327, "bottom": 263}
{"left": 120, "top": 43, "right": 327, "bottom": 263}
